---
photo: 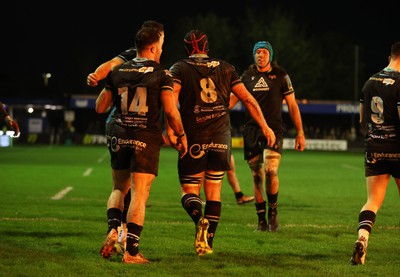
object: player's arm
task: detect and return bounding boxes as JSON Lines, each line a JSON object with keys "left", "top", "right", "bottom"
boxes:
{"left": 0, "top": 101, "right": 9, "bottom": 119}
{"left": 87, "top": 56, "right": 125, "bottom": 87}
{"left": 228, "top": 93, "right": 239, "bottom": 110}
{"left": 359, "top": 102, "right": 365, "bottom": 126}
{"left": 95, "top": 88, "right": 113, "bottom": 114}
{"left": 231, "top": 83, "right": 276, "bottom": 147}
{"left": 165, "top": 82, "right": 181, "bottom": 140}
{"left": 162, "top": 87, "right": 187, "bottom": 158}
{"left": 285, "top": 93, "right": 306, "bottom": 151}
{"left": 0, "top": 101, "right": 20, "bottom": 137}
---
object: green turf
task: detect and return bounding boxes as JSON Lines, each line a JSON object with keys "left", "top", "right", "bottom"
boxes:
{"left": 0, "top": 145, "right": 399, "bottom": 276}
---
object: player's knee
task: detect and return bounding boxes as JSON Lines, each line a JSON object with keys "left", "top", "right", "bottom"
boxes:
{"left": 248, "top": 160, "right": 262, "bottom": 171}
{"left": 264, "top": 154, "right": 280, "bottom": 177}
{"left": 248, "top": 162, "right": 263, "bottom": 182}
{"left": 180, "top": 175, "right": 202, "bottom": 193}
{"left": 266, "top": 167, "right": 278, "bottom": 177}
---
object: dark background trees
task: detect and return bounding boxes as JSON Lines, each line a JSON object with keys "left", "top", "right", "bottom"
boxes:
{"left": 1, "top": 3, "right": 390, "bottom": 102}
{"left": 162, "top": 7, "right": 359, "bottom": 101}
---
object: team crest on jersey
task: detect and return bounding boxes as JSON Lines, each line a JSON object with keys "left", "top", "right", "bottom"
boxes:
{"left": 138, "top": 67, "right": 154, "bottom": 73}
{"left": 382, "top": 78, "right": 395, "bottom": 86}
{"left": 206, "top": 61, "right": 220, "bottom": 68}
{"left": 253, "top": 77, "right": 269, "bottom": 91}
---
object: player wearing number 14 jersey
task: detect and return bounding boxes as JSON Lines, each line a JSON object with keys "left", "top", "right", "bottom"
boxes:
{"left": 96, "top": 24, "right": 187, "bottom": 264}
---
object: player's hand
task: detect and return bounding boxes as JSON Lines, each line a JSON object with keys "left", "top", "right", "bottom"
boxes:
{"left": 176, "top": 134, "right": 188, "bottom": 158}
{"left": 295, "top": 133, "right": 306, "bottom": 151}
{"left": 263, "top": 127, "right": 276, "bottom": 147}
{"left": 7, "top": 118, "right": 20, "bottom": 137}
{"left": 87, "top": 73, "right": 99, "bottom": 87}
{"left": 168, "top": 133, "right": 187, "bottom": 158}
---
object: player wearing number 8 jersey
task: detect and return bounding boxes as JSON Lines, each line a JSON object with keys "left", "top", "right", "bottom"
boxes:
{"left": 168, "top": 30, "right": 275, "bottom": 256}
{"left": 96, "top": 24, "right": 187, "bottom": 264}
{"left": 351, "top": 41, "right": 400, "bottom": 265}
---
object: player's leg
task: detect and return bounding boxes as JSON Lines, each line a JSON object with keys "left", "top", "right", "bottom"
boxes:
{"left": 248, "top": 154, "right": 266, "bottom": 231}
{"left": 351, "top": 174, "right": 390, "bottom": 265}
{"left": 263, "top": 149, "right": 282, "bottom": 232}
{"left": 227, "top": 154, "right": 254, "bottom": 204}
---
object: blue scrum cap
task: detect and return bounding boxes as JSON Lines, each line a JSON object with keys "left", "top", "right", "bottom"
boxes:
{"left": 253, "top": 41, "right": 273, "bottom": 63}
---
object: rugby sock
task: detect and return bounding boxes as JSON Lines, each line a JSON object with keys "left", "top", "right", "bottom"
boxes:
{"left": 123, "top": 189, "right": 131, "bottom": 223}
{"left": 106, "top": 208, "right": 122, "bottom": 233}
{"left": 204, "top": 201, "right": 221, "bottom": 248}
{"left": 118, "top": 189, "right": 130, "bottom": 242}
{"left": 126, "top": 222, "right": 143, "bottom": 256}
{"left": 235, "top": 191, "right": 244, "bottom": 200}
{"left": 267, "top": 192, "right": 278, "bottom": 210}
{"left": 255, "top": 201, "right": 267, "bottom": 223}
{"left": 357, "top": 210, "right": 376, "bottom": 233}
{"left": 181, "top": 193, "right": 203, "bottom": 225}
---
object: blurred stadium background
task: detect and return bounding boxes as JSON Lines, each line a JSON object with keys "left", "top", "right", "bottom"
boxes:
{"left": 1, "top": 96, "right": 362, "bottom": 151}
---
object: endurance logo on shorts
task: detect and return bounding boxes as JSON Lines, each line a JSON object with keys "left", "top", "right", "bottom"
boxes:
{"left": 189, "top": 142, "right": 228, "bottom": 159}
{"left": 365, "top": 151, "right": 400, "bottom": 163}
{"left": 109, "top": 136, "right": 147, "bottom": 152}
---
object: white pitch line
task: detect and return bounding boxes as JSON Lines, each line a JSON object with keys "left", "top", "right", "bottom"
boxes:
{"left": 83, "top": 168, "right": 93, "bottom": 177}
{"left": 97, "top": 152, "right": 108, "bottom": 163}
{"left": 51, "top": 186, "right": 73, "bottom": 200}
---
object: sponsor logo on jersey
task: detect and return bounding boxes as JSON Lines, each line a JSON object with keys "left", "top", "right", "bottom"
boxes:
{"left": 370, "top": 76, "right": 395, "bottom": 86}
{"left": 253, "top": 77, "right": 269, "bottom": 91}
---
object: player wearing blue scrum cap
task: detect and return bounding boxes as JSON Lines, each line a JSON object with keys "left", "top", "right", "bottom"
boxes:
{"left": 230, "top": 40, "right": 306, "bottom": 232}
{"left": 252, "top": 41, "right": 274, "bottom": 63}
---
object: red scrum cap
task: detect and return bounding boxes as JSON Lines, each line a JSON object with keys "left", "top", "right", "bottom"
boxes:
{"left": 184, "top": 30, "right": 209, "bottom": 56}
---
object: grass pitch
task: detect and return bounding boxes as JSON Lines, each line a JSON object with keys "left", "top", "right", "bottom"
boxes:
{"left": 0, "top": 145, "right": 399, "bottom": 276}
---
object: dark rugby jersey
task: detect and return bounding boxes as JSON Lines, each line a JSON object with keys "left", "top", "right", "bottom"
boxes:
{"left": 360, "top": 68, "right": 400, "bottom": 152}
{"left": 241, "top": 66, "right": 294, "bottom": 137}
{"left": 117, "top": 47, "right": 136, "bottom": 62}
{"left": 105, "top": 58, "right": 173, "bottom": 134}
{"left": 170, "top": 56, "right": 241, "bottom": 134}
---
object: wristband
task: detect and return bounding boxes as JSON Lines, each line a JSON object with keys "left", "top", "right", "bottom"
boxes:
{"left": 177, "top": 133, "right": 185, "bottom": 138}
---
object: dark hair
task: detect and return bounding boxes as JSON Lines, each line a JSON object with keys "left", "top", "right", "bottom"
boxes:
{"left": 390, "top": 41, "right": 400, "bottom": 57}
{"left": 135, "top": 26, "right": 162, "bottom": 52}
{"left": 142, "top": 20, "right": 164, "bottom": 35}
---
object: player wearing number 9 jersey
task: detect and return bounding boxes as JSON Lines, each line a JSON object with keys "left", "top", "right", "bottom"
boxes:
{"left": 168, "top": 30, "right": 275, "bottom": 256}
{"left": 351, "top": 41, "right": 400, "bottom": 266}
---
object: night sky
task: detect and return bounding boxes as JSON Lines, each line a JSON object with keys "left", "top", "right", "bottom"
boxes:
{"left": 1, "top": 1, "right": 399, "bottom": 101}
